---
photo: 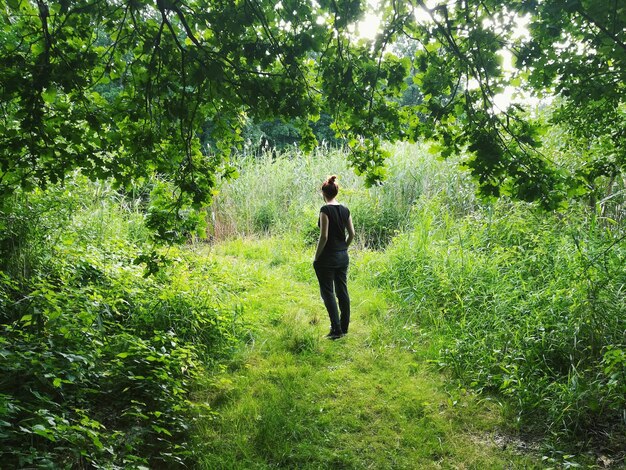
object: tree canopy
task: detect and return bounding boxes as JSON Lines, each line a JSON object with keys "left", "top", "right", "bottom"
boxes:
{"left": 1, "top": 0, "right": 625, "bottom": 211}
{"left": 384, "top": 0, "right": 625, "bottom": 207}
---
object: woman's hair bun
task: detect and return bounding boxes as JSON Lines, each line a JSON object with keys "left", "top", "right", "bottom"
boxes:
{"left": 321, "top": 175, "right": 339, "bottom": 198}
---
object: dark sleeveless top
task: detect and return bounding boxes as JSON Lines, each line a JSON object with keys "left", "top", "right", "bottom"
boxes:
{"left": 319, "top": 204, "right": 350, "bottom": 252}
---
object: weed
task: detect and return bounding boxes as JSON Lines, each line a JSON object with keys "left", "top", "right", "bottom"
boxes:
{"left": 380, "top": 199, "right": 626, "bottom": 451}
{"left": 0, "top": 177, "right": 248, "bottom": 467}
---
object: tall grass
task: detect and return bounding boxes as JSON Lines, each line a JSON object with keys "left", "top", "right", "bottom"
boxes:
{"left": 210, "top": 142, "right": 626, "bottom": 452}
{"left": 210, "top": 142, "right": 477, "bottom": 248}
{"left": 380, "top": 198, "right": 626, "bottom": 448}
{"left": 4, "top": 143, "right": 623, "bottom": 464}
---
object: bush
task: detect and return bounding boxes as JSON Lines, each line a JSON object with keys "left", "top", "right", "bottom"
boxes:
{"left": 380, "top": 199, "right": 626, "bottom": 445}
{"left": 0, "top": 177, "right": 246, "bottom": 467}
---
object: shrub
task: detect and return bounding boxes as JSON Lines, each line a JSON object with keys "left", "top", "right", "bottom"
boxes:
{"left": 380, "top": 199, "right": 626, "bottom": 445}
{"left": 0, "top": 176, "right": 246, "bottom": 467}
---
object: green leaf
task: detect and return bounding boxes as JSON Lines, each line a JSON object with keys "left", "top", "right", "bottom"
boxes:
{"left": 42, "top": 88, "right": 57, "bottom": 104}
{"left": 151, "top": 424, "right": 173, "bottom": 436}
{"left": 425, "top": 41, "right": 440, "bottom": 53}
{"left": 428, "top": 143, "right": 443, "bottom": 155}
{"left": 88, "top": 430, "right": 104, "bottom": 449}
{"left": 32, "top": 424, "right": 56, "bottom": 442}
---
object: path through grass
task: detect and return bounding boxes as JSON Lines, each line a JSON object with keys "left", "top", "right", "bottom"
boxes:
{"left": 193, "top": 238, "right": 540, "bottom": 469}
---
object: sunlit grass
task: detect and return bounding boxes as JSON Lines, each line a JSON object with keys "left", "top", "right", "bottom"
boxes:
{"left": 4, "top": 142, "right": 622, "bottom": 467}
{"left": 193, "top": 237, "right": 542, "bottom": 469}
{"left": 210, "top": 142, "right": 476, "bottom": 249}
{"left": 198, "top": 142, "right": 625, "bottom": 464}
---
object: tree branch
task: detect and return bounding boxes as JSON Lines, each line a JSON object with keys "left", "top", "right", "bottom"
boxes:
{"left": 576, "top": 6, "right": 626, "bottom": 55}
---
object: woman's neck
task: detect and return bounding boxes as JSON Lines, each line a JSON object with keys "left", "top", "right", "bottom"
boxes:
{"left": 324, "top": 197, "right": 339, "bottom": 205}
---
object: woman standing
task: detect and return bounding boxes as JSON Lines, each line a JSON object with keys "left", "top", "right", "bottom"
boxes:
{"left": 313, "top": 175, "right": 356, "bottom": 339}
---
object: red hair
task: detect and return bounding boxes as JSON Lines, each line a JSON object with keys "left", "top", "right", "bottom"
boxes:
{"left": 321, "top": 175, "right": 339, "bottom": 199}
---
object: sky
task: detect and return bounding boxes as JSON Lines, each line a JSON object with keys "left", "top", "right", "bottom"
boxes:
{"left": 353, "top": 2, "right": 541, "bottom": 111}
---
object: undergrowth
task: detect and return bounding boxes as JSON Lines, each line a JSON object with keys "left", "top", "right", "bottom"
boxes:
{"left": 2, "top": 142, "right": 625, "bottom": 466}
{"left": 0, "top": 178, "right": 247, "bottom": 468}
{"left": 211, "top": 142, "right": 626, "bottom": 458}
{"left": 379, "top": 198, "right": 626, "bottom": 455}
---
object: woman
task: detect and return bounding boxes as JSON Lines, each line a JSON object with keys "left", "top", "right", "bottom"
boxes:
{"left": 313, "top": 175, "right": 356, "bottom": 339}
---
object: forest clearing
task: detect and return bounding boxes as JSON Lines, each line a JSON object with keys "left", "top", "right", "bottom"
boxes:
{"left": 2, "top": 146, "right": 624, "bottom": 467}
{"left": 2, "top": 0, "right": 626, "bottom": 468}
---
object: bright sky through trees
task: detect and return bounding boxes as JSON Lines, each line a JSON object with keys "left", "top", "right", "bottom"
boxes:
{"left": 357, "top": 9, "right": 381, "bottom": 40}
{"left": 2, "top": 0, "right": 624, "bottom": 210}
{"left": 357, "top": 1, "right": 537, "bottom": 110}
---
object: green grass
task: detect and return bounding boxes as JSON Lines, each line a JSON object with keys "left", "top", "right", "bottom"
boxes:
{"left": 1, "top": 179, "right": 251, "bottom": 468}
{"left": 379, "top": 199, "right": 626, "bottom": 453}
{"left": 192, "top": 237, "right": 541, "bottom": 469}
{"left": 197, "top": 144, "right": 625, "bottom": 466}
{"left": 5, "top": 144, "right": 623, "bottom": 467}
{"left": 211, "top": 142, "right": 476, "bottom": 248}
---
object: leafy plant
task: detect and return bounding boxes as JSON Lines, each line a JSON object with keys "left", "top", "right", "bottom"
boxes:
{"left": 0, "top": 176, "right": 247, "bottom": 467}
{"left": 380, "top": 198, "right": 626, "bottom": 448}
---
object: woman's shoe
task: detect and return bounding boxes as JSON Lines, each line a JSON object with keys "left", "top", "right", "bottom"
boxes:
{"left": 325, "top": 331, "right": 343, "bottom": 340}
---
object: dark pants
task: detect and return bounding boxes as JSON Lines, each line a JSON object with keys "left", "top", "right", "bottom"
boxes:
{"left": 314, "top": 251, "right": 350, "bottom": 335}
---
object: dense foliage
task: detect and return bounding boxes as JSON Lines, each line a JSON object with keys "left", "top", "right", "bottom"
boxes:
{"left": 2, "top": 0, "right": 624, "bottom": 212}
{"left": 381, "top": 199, "right": 626, "bottom": 442}
{"left": 0, "top": 0, "right": 408, "bottom": 214}
{"left": 385, "top": 0, "right": 626, "bottom": 207}
{"left": 0, "top": 179, "right": 246, "bottom": 467}
{"left": 2, "top": 0, "right": 626, "bottom": 464}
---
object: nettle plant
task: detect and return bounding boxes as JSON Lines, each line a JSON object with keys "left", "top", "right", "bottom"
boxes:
{"left": 0, "top": 179, "right": 246, "bottom": 467}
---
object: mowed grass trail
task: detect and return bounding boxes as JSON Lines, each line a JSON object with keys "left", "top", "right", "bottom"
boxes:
{"left": 193, "top": 238, "right": 541, "bottom": 469}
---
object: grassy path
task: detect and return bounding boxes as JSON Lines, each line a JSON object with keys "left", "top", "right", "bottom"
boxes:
{"left": 194, "top": 238, "right": 540, "bottom": 469}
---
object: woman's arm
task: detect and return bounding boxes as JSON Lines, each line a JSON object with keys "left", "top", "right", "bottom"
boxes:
{"left": 314, "top": 212, "right": 329, "bottom": 261}
{"left": 346, "top": 215, "right": 355, "bottom": 247}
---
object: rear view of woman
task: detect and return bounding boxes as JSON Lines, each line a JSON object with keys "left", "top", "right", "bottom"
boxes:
{"left": 313, "top": 175, "right": 355, "bottom": 340}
